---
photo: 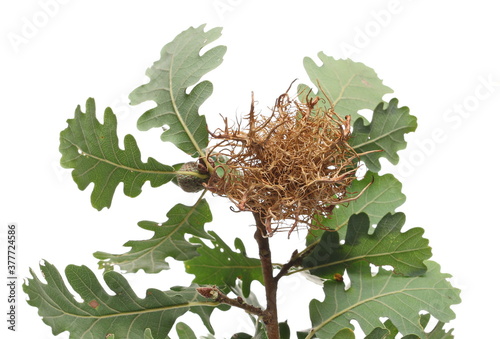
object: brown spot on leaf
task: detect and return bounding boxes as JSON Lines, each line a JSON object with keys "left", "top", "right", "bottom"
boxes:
{"left": 88, "top": 299, "right": 99, "bottom": 309}
{"left": 334, "top": 273, "right": 344, "bottom": 282}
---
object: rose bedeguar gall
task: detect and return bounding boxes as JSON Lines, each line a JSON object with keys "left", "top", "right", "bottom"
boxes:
{"left": 205, "top": 92, "right": 371, "bottom": 236}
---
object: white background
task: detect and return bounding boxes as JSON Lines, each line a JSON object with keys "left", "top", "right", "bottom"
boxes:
{"left": 1, "top": 0, "right": 499, "bottom": 338}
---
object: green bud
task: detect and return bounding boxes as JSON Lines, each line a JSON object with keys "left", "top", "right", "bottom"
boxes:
{"left": 176, "top": 162, "right": 209, "bottom": 193}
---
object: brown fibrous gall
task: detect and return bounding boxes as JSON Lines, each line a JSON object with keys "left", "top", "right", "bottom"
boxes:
{"left": 206, "top": 91, "right": 369, "bottom": 236}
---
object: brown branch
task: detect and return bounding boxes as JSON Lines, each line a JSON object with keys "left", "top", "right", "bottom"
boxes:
{"left": 274, "top": 238, "right": 323, "bottom": 281}
{"left": 274, "top": 249, "right": 299, "bottom": 282}
{"left": 253, "top": 211, "right": 280, "bottom": 339}
{"left": 196, "top": 286, "right": 264, "bottom": 317}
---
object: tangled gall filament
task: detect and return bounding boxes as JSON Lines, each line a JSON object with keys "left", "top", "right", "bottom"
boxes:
{"left": 208, "top": 92, "right": 361, "bottom": 236}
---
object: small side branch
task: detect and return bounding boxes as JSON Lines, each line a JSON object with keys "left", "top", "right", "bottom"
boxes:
{"left": 196, "top": 286, "right": 264, "bottom": 316}
{"left": 274, "top": 249, "right": 300, "bottom": 282}
{"left": 274, "top": 239, "right": 322, "bottom": 281}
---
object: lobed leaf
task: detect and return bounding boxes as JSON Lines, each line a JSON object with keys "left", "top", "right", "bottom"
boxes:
{"left": 299, "top": 53, "right": 393, "bottom": 124}
{"left": 94, "top": 198, "right": 213, "bottom": 273}
{"left": 185, "top": 231, "right": 263, "bottom": 297}
{"left": 303, "top": 213, "right": 431, "bottom": 278}
{"left": 129, "top": 25, "right": 227, "bottom": 156}
{"left": 170, "top": 285, "right": 230, "bottom": 334}
{"left": 306, "top": 261, "right": 461, "bottom": 338}
{"left": 379, "top": 313, "right": 455, "bottom": 339}
{"left": 416, "top": 317, "right": 454, "bottom": 339}
{"left": 60, "top": 98, "right": 176, "bottom": 210}
{"left": 23, "top": 261, "right": 222, "bottom": 338}
{"left": 308, "top": 172, "right": 406, "bottom": 245}
{"left": 349, "top": 98, "right": 417, "bottom": 172}
{"left": 422, "top": 322, "right": 454, "bottom": 339}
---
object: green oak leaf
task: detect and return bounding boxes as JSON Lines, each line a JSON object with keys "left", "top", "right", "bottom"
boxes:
{"left": 303, "top": 213, "right": 431, "bottom": 278}
{"left": 185, "top": 231, "right": 263, "bottom": 297}
{"left": 170, "top": 285, "right": 230, "bottom": 335}
{"left": 279, "top": 321, "right": 291, "bottom": 339}
{"left": 230, "top": 279, "right": 264, "bottom": 310}
{"left": 378, "top": 318, "right": 399, "bottom": 339}
{"left": 306, "top": 261, "right": 461, "bottom": 339}
{"left": 94, "top": 198, "right": 213, "bottom": 273}
{"left": 108, "top": 330, "right": 158, "bottom": 339}
{"left": 241, "top": 321, "right": 289, "bottom": 339}
{"left": 421, "top": 321, "right": 454, "bottom": 339}
{"left": 176, "top": 322, "right": 197, "bottom": 339}
{"left": 332, "top": 328, "right": 356, "bottom": 339}
{"left": 349, "top": 98, "right": 417, "bottom": 172}
{"left": 380, "top": 313, "right": 454, "bottom": 339}
{"left": 60, "top": 98, "right": 176, "bottom": 210}
{"left": 413, "top": 315, "right": 454, "bottom": 339}
{"left": 251, "top": 322, "right": 269, "bottom": 339}
{"left": 23, "top": 261, "right": 222, "bottom": 338}
{"left": 299, "top": 53, "right": 393, "bottom": 124}
{"left": 365, "top": 327, "right": 391, "bottom": 339}
{"left": 129, "top": 24, "right": 226, "bottom": 157}
{"left": 232, "top": 322, "right": 291, "bottom": 339}
{"left": 319, "top": 327, "right": 392, "bottom": 339}
{"left": 308, "top": 172, "right": 406, "bottom": 245}
{"left": 231, "top": 334, "right": 253, "bottom": 339}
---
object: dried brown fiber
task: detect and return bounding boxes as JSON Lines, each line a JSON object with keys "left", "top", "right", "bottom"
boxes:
{"left": 206, "top": 90, "right": 368, "bottom": 236}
